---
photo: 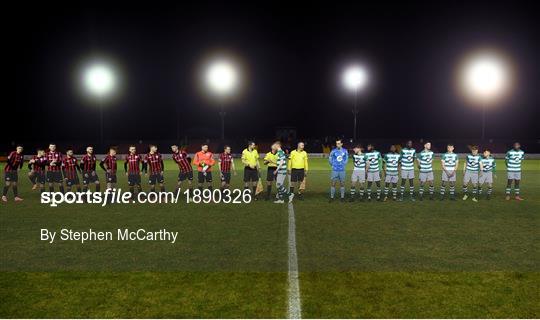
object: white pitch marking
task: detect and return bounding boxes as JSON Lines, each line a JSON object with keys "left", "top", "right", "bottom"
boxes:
{"left": 287, "top": 202, "right": 302, "bottom": 319}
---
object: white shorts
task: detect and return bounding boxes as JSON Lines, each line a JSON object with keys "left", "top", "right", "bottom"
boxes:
{"left": 351, "top": 170, "right": 366, "bottom": 183}
{"left": 385, "top": 174, "right": 398, "bottom": 184}
{"left": 479, "top": 172, "right": 493, "bottom": 184}
{"left": 442, "top": 170, "right": 457, "bottom": 182}
{"left": 401, "top": 169, "right": 415, "bottom": 180}
{"left": 463, "top": 170, "right": 479, "bottom": 185}
{"left": 367, "top": 171, "right": 381, "bottom": 182}
{"left": 419, "top": 171, "right": 434, "bottom": 182}
{"left": 507, "top": 171, "right": 521, "bottom": 180}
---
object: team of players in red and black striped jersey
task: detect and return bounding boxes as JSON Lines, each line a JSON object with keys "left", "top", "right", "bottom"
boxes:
{"left": 2, "top": 143, "right": 237, "bottom": 202}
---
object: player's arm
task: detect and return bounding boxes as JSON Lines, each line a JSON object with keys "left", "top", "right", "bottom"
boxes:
{"left": 160, "top": 158, "right": 165, "bottom": 173}
{"left": 99, "top": 159, "right": 107, "bottom": 172}
{"left": 28, "top": 161, "right": 33, "bottom": 171}
{"left": 254, "top": 151, "right": 260, "bottom": 170}
{"left": 142, "top": 160, "right": 148, "bottom": 174}
{"left": 124, "top": 158, "right": 128, "bottom": 174}
{"left": 287, "top": 153, "right": 292, "bottom": 173}
{"left": 76, "top": 160, "right": 82, "bottom": 174}
{"left": 208, "top": 155, "right": 216, "bottom": 167}
{"left": 304, "top": 152, "right": 309, "bottom": 173}
{"left": 231, "top": 157, "right": 236, "bottom": 174}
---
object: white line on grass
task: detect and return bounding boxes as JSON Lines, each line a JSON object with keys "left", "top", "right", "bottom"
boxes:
{"left": 287, "top": 202, "right": 302, "bottom": 319}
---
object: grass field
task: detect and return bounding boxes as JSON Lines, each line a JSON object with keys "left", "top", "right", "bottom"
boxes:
{"left": 1, "top": 158, "right": 539, "bottom": 318}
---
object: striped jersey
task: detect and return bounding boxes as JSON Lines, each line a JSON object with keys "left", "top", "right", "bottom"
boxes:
{"left": 101, "top": 155, "right": 117, "bottom": 174}
{"left": 365, "top": 150, "right": 382, "bottom": 173}
{"left": 417, "top": 150, "right": 434, "bottom": 172}
{"left": 4, "top": 151, "right": 24, "bottom": 172}
{"left": 46, "top": 150, "right": 63, "bottom": 172}
{"left": 505, "top": 149, "right": 525, "bottom": 172}
{"left": 145, "top": 152, "right": 164, "bottom": 174}
{"left": 352, "top": 153, "right": 366, "bottom": 171}
{"left": 62, "top": 156, "right": 79, "bottom": 179}
{"left": 29, "top": 155, "right": 47, "bottom": 172}
{"left": 81, "top": 154, "right": 97, "bottom": 172}
{"left": 465, "top": 154, "right": 482, "bottom": 172}
{"left": 219, "top": 153, "right": 233, "bottom": 173}
{"left": 172, "top": 151, "right": 192, "bottom": 173}
{"left": 441, "top": 152, "right": 458, "bottom": 171}
{"left": 125, "top": 154, "right": 142, "bottom": 174}
{"left": 384, "top": 153, "right": 400, "bottom": 175}
{"left": 481, "top": 156, "right": 496, "bottom": 173}
{"left": 276, "top": 149, "right": 288, "bottom": 174}
{"left": 400, "top": 148, "right": 416, "bottom": 171}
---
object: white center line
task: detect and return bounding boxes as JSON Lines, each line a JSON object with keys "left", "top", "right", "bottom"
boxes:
{"left": 287, "top": 202, "right": 302, "bottom": 319}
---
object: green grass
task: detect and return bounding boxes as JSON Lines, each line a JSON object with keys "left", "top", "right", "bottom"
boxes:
{"left": 1, "top": 158, "right": 539, "bottom": 317}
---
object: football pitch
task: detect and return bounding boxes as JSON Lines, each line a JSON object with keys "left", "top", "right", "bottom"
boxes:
{"left": 1, "top": 158, "right": 539, "bottom": 318}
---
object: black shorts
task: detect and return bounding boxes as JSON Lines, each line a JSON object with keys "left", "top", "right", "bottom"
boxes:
{"left": 221, "top": 172, "right": 231, "bottom": 184}
{"left": 178, "top": 171, "right": 193, "bottom": 182}
{"left": 4, "top": 171, "right": 18, "bottom": 182}
{"left": 34, "top": 172, "right": 46, "bottom": 184}
{"left": 82, "top": 171, "right": 99, "bottom": 185}
{"left": 244, "top": 167, "right": 259, "bottom": 182}
{"left": 106, "top": 172, "right": 117, "bottom": 184}
{"left": 198, "top": 171, "right": 212, "bottom": 183}
{"left": 291, "top": 168, "right": 305, "bottom": 182}
{"left": 128, "top": 173, "right": 141, "bottom": 186}
{"left": 46, "top": 171, "right": 63, "bottom": 183}
{"left": 65, "top": 176, "right": 80, "bottom": 187}
{"left": 266, "top": 167, "right": 276, "bottom": 181}
{"left": 148, "top": 173, "right": 165, "bottom": 185}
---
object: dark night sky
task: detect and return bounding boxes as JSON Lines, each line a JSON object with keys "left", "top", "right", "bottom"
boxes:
{"left": 6, "top": 0, "right": 540, "bottom": 144}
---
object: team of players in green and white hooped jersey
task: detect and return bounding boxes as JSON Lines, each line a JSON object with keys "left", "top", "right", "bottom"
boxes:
{"left": 330, "top": 139, "right": 526, "bottom": 202}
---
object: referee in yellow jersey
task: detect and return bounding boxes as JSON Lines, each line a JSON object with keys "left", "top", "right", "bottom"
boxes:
{"left": 288, "top": 141, "right": 309, "bottom": 200}
{"left": 263, "top": 148, "right": 278, "bottom": 200}
{"left": 241, "top": 141, "right": 260, "bottom": 197}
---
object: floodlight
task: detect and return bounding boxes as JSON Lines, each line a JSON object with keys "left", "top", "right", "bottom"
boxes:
{"left": 206, "top": 60, "right": 238, "bottom": 95}
{"left": 83, "top": 63, "right": 116, "bottom": 97}
{"left": 460, "top": 52, "right": 510, "bottom": 103}
{"left": 343, "top": 65, "right": 368, "bottom": 91}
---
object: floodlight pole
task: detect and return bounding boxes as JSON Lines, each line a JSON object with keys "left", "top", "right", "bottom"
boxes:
{"left": 352, "top": 87, "right": 359, "bottom": 141}
{"left": 99, "top": 100, "right": 104, "bottom": 147}
{"left": 219, "top": 104, "right": 226, "bottom": 140}
{"left": 481, "top": 104, "right": 486, "bottom": 141}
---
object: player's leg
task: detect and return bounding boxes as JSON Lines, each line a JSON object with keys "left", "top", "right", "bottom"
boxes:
{"left": 350, "top": 174, "right": 357, "bottom": 201}
{"left": 2, "top": 179, "right": 11, "bottom": 201}
{"left": 383, "top": 181, "right": 390, "bottom": 201}
{"left": 28, "top": 172, "right": 37, "bottom": 190}
{"left": 206, "top": 172, "right": 213, "bottom": 191}
{"left": 366, "top": 179, "right": 373, "bottom": 200}
{"left": 392, "top": 182, "right": 398, "bottom": 200}
{"left": 158, "top": 174, "right": 165, "bottom": 192}
{"left": 11, "top": 181, "right": 21, "bottom": 201}
{"left": 428, "top": 177, "right": 434, "bottom": 200}
{"left": 505, "top": 179, "right": 512, "bottom": 200}
{"left": 440, "top": 178, "right": 447, "bottom": 200}
{"left": 408, "top": 177, "right": 415, "bottom": 200}
{"left": 339, "top": 173, "right": 345, "bottom": 201}
{"left": 514, "top": 179, "right": 523, "bottom": 200}
{"left": 329, "top": 171, "right": 337, "bottom": 201}
{"left": 399, "top": 177, "right": 406, "bottom": 200}
{"left": 94, "top": 178, "right": 100, "bottom": 192}
{"left": 418, "top": 175, "right": 425, "bottom": 200}
{"left": 375, "top": 180, "right": 381, "bottom": 200}
{"left": 462, "top": 172, "right": 470, "bottom": 200}
{"left": 266, "top": 169, "right": 273, "bottom": 200}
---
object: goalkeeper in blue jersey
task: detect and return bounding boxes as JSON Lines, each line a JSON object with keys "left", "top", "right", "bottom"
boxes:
{"left": 328, "top": 139, "right": 348, "bottom": 202}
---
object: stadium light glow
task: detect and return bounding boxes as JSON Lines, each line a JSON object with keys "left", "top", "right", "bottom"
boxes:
{"left": 342, "top": 65, "right": 368, "bottom": 92}
{"left": 205, "top": 60, "right": 239, "bottom": 96}
{"left": 459, "top": 51, "right": 512, "bottom": 105}
{"left": 83, "top": 63, "right": 117, "bottom": 98}
{"left": 458, "top": 50, "right": 514, "bottom": 140}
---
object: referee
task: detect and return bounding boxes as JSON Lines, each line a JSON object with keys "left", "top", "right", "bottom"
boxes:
{"left": 241, "top": 141, "right": 260, "bottom": 197}
{"left": 288, "top": 141, "right": 309, "bottom": 200}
